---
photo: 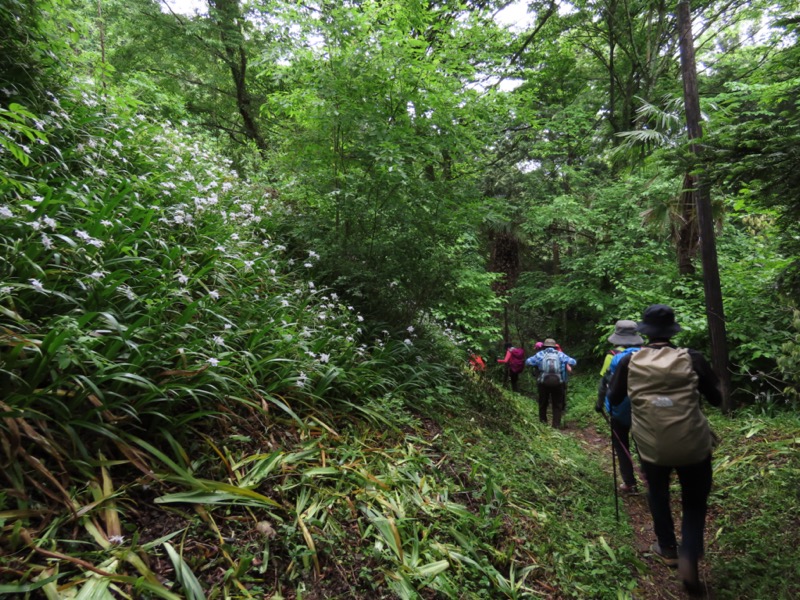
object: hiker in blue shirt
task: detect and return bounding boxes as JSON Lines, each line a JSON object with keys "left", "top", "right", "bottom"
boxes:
{"left": 597, "top": 319, "right": 643, "bottom": 494}
{"left": 526, "top": 338, "right": 576, "bottom": 428}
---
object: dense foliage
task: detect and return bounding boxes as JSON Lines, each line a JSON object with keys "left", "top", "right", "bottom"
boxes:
{"left": 1, "top": 0, "right": 798, "bottom": 598}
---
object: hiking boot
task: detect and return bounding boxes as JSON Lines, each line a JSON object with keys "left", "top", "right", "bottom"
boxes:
{"left": 619, "top": 482, "right": 638, "bottom": 495}
{"left": 679, "top": 553, "right": 703, "bottom": 595}
{"left": 649, "top": 542, "right": 678, "bottom": 567}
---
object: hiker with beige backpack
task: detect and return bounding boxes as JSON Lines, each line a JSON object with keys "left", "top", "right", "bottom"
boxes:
{"left": 606, "top": 304, "right": 723, "bottom": 596}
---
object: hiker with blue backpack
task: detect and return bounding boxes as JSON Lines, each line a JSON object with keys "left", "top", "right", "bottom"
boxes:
{"left": 596, "top": 320, "right": 644, "bottom": 495}
{"left": 606, "top": 305, "right": 722, "bottom": 595}
{"left": 526, "top": 339, "right": 577, "bottom": 428}
{"left": 497, "top": 342, "right": 526, "bottom": 392}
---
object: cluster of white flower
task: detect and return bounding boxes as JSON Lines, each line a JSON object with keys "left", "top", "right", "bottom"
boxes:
{"left": 75, "top": 230, "right": 103, "bottom": 248}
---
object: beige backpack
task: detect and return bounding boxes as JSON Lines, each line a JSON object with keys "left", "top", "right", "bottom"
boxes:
{"left": 627, "top": 346, "right": 712, "bottom": 466}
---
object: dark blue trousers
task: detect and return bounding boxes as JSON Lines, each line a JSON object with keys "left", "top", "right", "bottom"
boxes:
{"left": 640, "top": 455, "right": 713, "bottom": 561}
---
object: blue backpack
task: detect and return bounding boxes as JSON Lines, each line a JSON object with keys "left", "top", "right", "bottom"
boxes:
{"left": 604, "top": 347, "right": 640, "bottom": 426}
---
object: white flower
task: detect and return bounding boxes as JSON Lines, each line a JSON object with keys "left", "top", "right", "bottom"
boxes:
{"left": 308, "top": 282, "right": 315, "bottom": 289}
{"left": 215, "top": 245, "right": 225, "bottom": 252}
{"left": 43, "top": 216, "right": 57, "bottom": 229}
{"left": 224, "top": 323, "right": 232, "bottom": 330}
{"left": 244, "top": 260, "right": 254, "bottom": 270}
{"left": 108, "top": 535, "right": 125, "bottom": 545}
{"left": 296, "top": 371, "right": 308, "bottom": 388}
{"left": 213, "top": 335, "right": 225, "bottom": 346}
{"left": 308, "top": 250, "right": 319, "bottom": 259}
{"left": 177, "top": 274, "right": 189, "bottom": 284}
{"left": 22, "top": 204, "right": 36, "bottom": 213}
{"left": 41, "top": 234, "right": 52, "bottom": 250}
{"left": 357, "top": 315, "right": 364, "bottom": 322}
{"left": 207, "top": 357, "right": 219, "bottom": 367}
{"left": 407, "top": 326, "right": 415, "bottom": 333}
{"left": 29, "top": 279, "right": 45, "bottom": 292}
{"left": 101, "top": 219, "right": 112, "bottom": 227}
{"left": 0, "top": 286, "right": 12, "bottom": 294}
{"left": 32, "top": 195, "right": 44, "bottom": 203}
{"left": 319, "top": 353, "right": 330, "bottom": 363}
{"left": 281, "top": 299, "right": 290, "bottom": 307}
{"left": 89, "top": 271, "right": 104, "bottom": 280}
{"left": 304, "top": 262, "right": 313, "bottom": 268}
{"left": 231, "top": 233, "right": 240, "bottom": 241}
{"left": 208, "top": 290, "right": 220, "bottom": 300}
{"left": 404, "top": 339, "right": 413, "bottom": 345}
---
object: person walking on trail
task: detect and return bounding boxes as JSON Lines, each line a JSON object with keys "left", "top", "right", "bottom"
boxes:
{"left": 497, "top": 343, "right": 525, "bottom": 392}
{"left": 607, "top": 305, "right": 722, "bottom": 595}
{"left": 469, "top": 352, "right": 486, "bottom": 373}
{"left": 526, "top": 339, "right": 577, "bottom": 429}
{"left": 596, "top": 320, "right": 644, "bottom": 495}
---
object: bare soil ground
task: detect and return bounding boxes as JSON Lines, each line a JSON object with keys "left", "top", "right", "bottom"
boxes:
{"left": 571, "top": 423, "right": 717, "bottom": 600}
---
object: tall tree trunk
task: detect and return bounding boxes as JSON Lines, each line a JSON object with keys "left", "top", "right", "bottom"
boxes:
{"left": 677, "top": 0, "right": 732, "bottom": 412}
{"left": 209, "top": 0, "right": 268, "bottom": 154}
{"left": 676, "top": 173, "right": 697, "bottom": 276}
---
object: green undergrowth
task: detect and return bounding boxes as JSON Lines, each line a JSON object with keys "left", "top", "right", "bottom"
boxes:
{"left": 705, "top": 408, "right": 800, "bottom": 600}
{"left": 432, "top": 375, "right": 643, "bottom": 599}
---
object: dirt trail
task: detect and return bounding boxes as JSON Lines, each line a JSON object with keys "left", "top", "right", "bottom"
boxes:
{"left": 571, "top": 423, "right": 717, "bottom": 600}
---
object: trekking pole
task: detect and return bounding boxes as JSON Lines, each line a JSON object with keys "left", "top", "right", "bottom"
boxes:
{"left": 600, "top": 410, "right": 620, "bottom": 522}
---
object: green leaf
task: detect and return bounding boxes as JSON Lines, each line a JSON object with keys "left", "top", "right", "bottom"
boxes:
{"left": 164, "top": 542, "right": 207, "bottom": 600}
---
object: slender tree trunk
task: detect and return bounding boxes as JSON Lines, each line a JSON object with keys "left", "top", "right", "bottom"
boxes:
{"left": 606, "top": 2, "right": 617, "bottom": 133}
{"left": 503, "top": 304, "right": 510, "bottom": 346}
{"left": 209, "top": 0, "right": 268, "bottom": 154}
{"left": 676, "top": 173, "right": 697, "bottom": 276}
{"left": 97, "top": 0, "right": 107, "bottom": 94}
{"left": 677, "top": 0, "right": 732, "bottom": 412}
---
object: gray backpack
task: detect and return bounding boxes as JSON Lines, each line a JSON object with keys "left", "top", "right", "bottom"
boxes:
{"left": 538, "top": 349, "right": 563, "bottom": 387}
{"left": 627, "top": 346, "right": 712, "bottom": 466}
